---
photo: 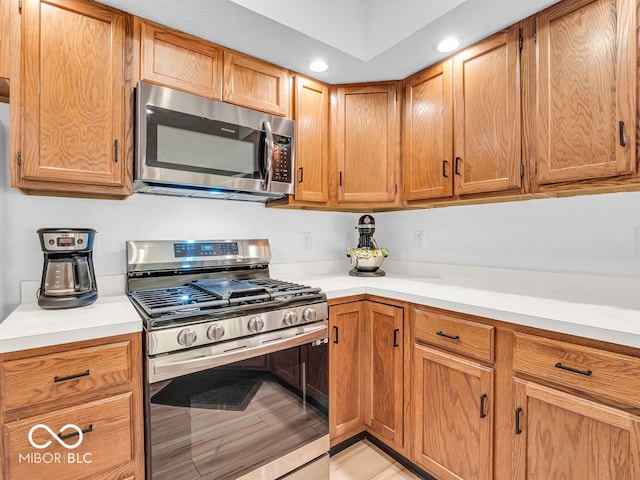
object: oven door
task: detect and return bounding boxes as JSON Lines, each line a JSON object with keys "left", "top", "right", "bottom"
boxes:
{"left": 145, "top": 322, "right": 329, "bottom": 480}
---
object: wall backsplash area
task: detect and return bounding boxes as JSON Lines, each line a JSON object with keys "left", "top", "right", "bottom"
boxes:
{"left": 2, "top": 103, "right": 640, "bottom": 320}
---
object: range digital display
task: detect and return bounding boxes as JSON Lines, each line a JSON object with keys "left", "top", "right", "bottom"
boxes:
{"left": 174, "top": 242, "right": 239, "bottom": 258}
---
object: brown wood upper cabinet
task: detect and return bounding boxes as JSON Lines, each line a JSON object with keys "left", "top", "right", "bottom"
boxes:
{"left": 529, "top": 0, "right": 636, "bottom": 186}
{"left": 0, "top": 0, "right": 11, "bottom": 80}
{"left": 403, "top": 27, "right": 522, "bottom": 202}
{"left": 403, "top": 60, "right": 454, "bottom": 201}
{"left": 137, "top": 18, "right": 222, "bottom": 100}
{"left": 13, "top": 0, "right": 130, "bottom": 198}
{"left": 223, "top": 50, "right": 289, "bottom": 117}
{"left": 334, "top": 83, "right": 401, "bottom": 206}
{"left": 452, "top": 26, "right": 522, "bottom": 196}
{"left": 292, "top": 75, "right": 329, "bottom": 204}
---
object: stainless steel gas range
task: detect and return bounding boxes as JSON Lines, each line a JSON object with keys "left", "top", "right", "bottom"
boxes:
{"left": 126, "top": 239, "right": 329, "bottom": 480}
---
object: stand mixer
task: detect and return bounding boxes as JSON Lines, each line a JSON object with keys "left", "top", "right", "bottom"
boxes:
{"left": 346, "top": 215, "right": 388, "bottom": 277}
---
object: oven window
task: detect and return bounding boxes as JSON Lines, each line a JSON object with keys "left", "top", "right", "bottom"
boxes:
{"left": 145, "top": 105, "right": 261, "bottom": 178}
{"left": 147, "top": 342, "right": 328, "bottom": 480}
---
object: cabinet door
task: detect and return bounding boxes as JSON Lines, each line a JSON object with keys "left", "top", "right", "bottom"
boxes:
{"left": 413, "top": 344, "right": 494, "bottom": 480}
{"left": 453, "top": 27, "right": 522, "bottom": 195}
{"left": 533, "top": 0, "right": 636, "bottom": 185}
{"left": 367, "top": 302, "right": 404, "bottom": 448}
{"left": 329, "top": 302, "right": 366, "bottom": 442}
{"left": 139, "top": 19, "right": 222, "bottom": 100}
{"left": 293, "top": 75, "right": 329, "bottom": 203}
{"left": 403, "top": 60, "right": 454, "bottom": 201}
{"left": 335, "top": 84, "right": 400, "bottom": 204}
{"left": 223, "top": 51, "right": 289, "bottom": 116}
{"left": 513, "top": 379, "right": 640, "bottom": 479}
{"left": 19, "top": 0, "right": 126, "bottom": 190}
{"left": 0, "top": 0, "right": 10, "bottom": 80}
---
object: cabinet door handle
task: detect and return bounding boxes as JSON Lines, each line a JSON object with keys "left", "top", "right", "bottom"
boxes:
{"left": 455, "top": 157, "right": 461, "bottom": 175}
{"left": 515, "top": 407, "right": 523, "bottom": 435}
{"left": 298, "top": 167, "right": 304, "bottom": 183}
{"left": 339, "top": 171, "right": 343, "bottom": 187}
{"left": 442, "top": 160, "right": 448, "bottom": 178}
{"left": 554, "top": 362, "right": 592, "bottom": 377}
{"left": 436, "top": 331, "right": 460, "bottom": 340}
{"left": 58, "top": 424, "right": 93, "bottom": 441}
{"left": 393, "top": 328, "right": 400, "bottom": 347}
{"left": 619, "top": 121, "right": 626, "bottom": 147}
{"left": 54, "top": 369, "right": 90, "bottom": 383}
{"left": 114, "top": 139, "right": 119, "bottom": 163}
{"left": 479, "top": 393, "right": 488, "bottom": 418}
{"left": 333, "top": 325, "right": 339, "bottom": 344}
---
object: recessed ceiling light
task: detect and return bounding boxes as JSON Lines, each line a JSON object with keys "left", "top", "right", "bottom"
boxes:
{"left": 435, "top": 36, "right": 461, "bottom": 53}
{"left": 308, "top": 60, "right": 328, "bottom": 73}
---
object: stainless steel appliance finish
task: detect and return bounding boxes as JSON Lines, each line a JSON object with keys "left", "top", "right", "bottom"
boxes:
{"left": 127, "top": 239, "right": 329, "bottom": 480}
{"left": 37, "top": 228, "right": 98, "bottom": 309}
{"left": 135, "top": 81, "right": 295, "bottom": 202}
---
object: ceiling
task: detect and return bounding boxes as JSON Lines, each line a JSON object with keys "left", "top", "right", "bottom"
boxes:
{"left": 99, "top": 0, "right": 560, "bottom": 84}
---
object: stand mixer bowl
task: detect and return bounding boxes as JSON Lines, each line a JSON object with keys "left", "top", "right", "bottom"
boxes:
{"left": 346, "top": 248, "right": 388, "bottom": 272}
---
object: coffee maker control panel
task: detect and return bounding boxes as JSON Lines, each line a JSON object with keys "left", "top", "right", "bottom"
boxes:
{"left": 38, "top": 229, "right": 95, "bottom": 252}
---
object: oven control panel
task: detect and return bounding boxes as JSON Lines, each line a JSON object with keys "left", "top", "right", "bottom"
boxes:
{"left": 174, "top": 242, "right": 239, "bottom": 258}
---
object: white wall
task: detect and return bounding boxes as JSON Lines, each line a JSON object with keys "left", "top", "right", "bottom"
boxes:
{"left": 377, "top": 192, "right": 640, "bottom": 277}
{"left": 0, "top": 104, "right": 7, "bottom": 321}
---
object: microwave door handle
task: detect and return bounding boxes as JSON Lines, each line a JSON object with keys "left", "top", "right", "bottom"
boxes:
{"left": 261, "top": 120, "right": 274, "bottom": 191}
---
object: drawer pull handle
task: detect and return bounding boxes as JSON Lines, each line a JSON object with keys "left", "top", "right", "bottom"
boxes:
{"left": 393, "top": 328, "right": 400, "bottom": 347}
{"left": 333, "top": 326, "right": 339, "bottom": 344}
{"left": 58, "top": 424, "right": 93, "bottom": 441}
{"left": 479, "top": 393, "right": 488, "bottom": 419}
{"left": 436, "top": 331, "right": 460, "bottom": 340}
{"left": 515, "top": 407, "right": 523, "bottom": 435}
{"left": 54, "top": 370, "right": 90, "bottom": 383}
{"left": 554, "top": 362, "right": 592, "bottom": 377}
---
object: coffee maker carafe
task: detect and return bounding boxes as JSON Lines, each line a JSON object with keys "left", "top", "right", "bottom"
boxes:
{"left": 37, "top": 228, "right": 98, "bottom": 309}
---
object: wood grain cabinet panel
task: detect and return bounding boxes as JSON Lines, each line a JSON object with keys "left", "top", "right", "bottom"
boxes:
{"left": 413, "top": 344, "right": 494, "bottom": 480}
{"left": 531, "top": 0, "right": 636, "bottom": 185}
{"left": 366, "top": 302, "right": 404, "bottom": 448}
{"left": 329, "top": 301, "right": 366, "bottom": 443}
{"left": 334, "top": 83, "right": 400, "bottom": 205}
{"left": 1, "top": 341, "right": 132, "bottom": 411}
{"left": 513, "top": 379, "right": 640, "bottom": 479}
{"left": 4, "top": 393, "right": 135, "bottom": 480}
{"left": 513, "top": 332, "right": 640, "bottom": 408}
{"left": 138, "top": 19, "right": 222, "bottom": 100}
{"left": 453, "top": 27, "right": 522, "bottom": 195}
{"left": 15, "top": 0, "right": 129, "bottom": 196}
{"left": 293, "top": 75, "right": 329, "bottom": 203}
{"left": 223, "top": 51, "right": 289, "bottom": 116}
{"left": 403, "top": 60, "right": 454, "bottom": 201}
{"left": 0, "top": 0, "right": 10, "bottom": 80}
{"left": 414, "top": 307, "right": 495, "bottom": 363}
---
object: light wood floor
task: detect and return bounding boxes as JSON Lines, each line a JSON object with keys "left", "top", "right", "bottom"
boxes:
{"left": 330, "top": 440, "right": 421, "bottom": 480}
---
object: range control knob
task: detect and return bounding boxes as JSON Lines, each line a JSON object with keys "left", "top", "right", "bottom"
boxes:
{"left": 302, "top": 308, "right": 317, "bottom": 322}
{"left": 177, "top": 328, "right": 197, "bottom": 347}
{"left": 283, "top": 311, "right": 298, "bottom": 326}
{"left": 248, "top": 317, "right": 265, "bottom": 333}
{"left": 207, "top": 324, "right": 225, "bottom": 341}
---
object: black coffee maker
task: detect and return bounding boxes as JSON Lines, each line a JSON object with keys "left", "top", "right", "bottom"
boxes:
{"left": 37, "top": 228, "right": 98, "bottom": 309}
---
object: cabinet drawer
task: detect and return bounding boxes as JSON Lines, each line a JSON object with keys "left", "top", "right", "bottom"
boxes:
{"left": 4, "top": 393, "right": 134, "bottom": 480}
{"left": 1, "top": 341, "right": 132, "bottom": 411}
{"left": 413, "top": 308, "right": 494, "bottom": 362}
{"left": 513, "top": 333, "right": 640, "bottom": 408}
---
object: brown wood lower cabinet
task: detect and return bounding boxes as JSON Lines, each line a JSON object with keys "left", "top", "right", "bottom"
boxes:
{"left": 412, "top": 344, "right": 494, "bottom": 480}
{"left": 0, "top": 333, "right": 144, "bottom": 480}
{"left": 513, "top": 379, "right": 640, "bottom": 479}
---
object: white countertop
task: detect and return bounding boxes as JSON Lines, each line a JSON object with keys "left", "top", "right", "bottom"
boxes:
{"left": 0, "top": 276, "right": 141, "bottom": 353}
{"left": 2, "top": 262, "right": 640, "bottom": 353}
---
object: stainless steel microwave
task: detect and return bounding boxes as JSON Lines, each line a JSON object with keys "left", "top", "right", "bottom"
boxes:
{"left": 135, "top": 81, "right": 295, "bottom": 202}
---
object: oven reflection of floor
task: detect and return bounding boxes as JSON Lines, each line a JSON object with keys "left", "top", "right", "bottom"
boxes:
{"left": 151, "top": 378, "right": 328, "bottom": 480}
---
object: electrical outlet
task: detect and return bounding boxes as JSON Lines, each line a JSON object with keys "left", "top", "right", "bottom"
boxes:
{"left": 635, "top": 226, "right": 640, "bottom": 256}
{"left": 414, "top": 230, "right": 425, "bottom": 249}
{"left": 302, "top": 232, "right": 312, "bottom": 249}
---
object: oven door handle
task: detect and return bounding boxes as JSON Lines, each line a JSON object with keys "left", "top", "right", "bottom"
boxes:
{"left": 150, "top": 321, "right": 328, "bottom": 383}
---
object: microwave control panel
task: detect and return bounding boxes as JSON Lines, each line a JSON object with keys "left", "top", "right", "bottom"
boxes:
{"left": 272, "top": 136, "right": 292, "bottom": 184}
